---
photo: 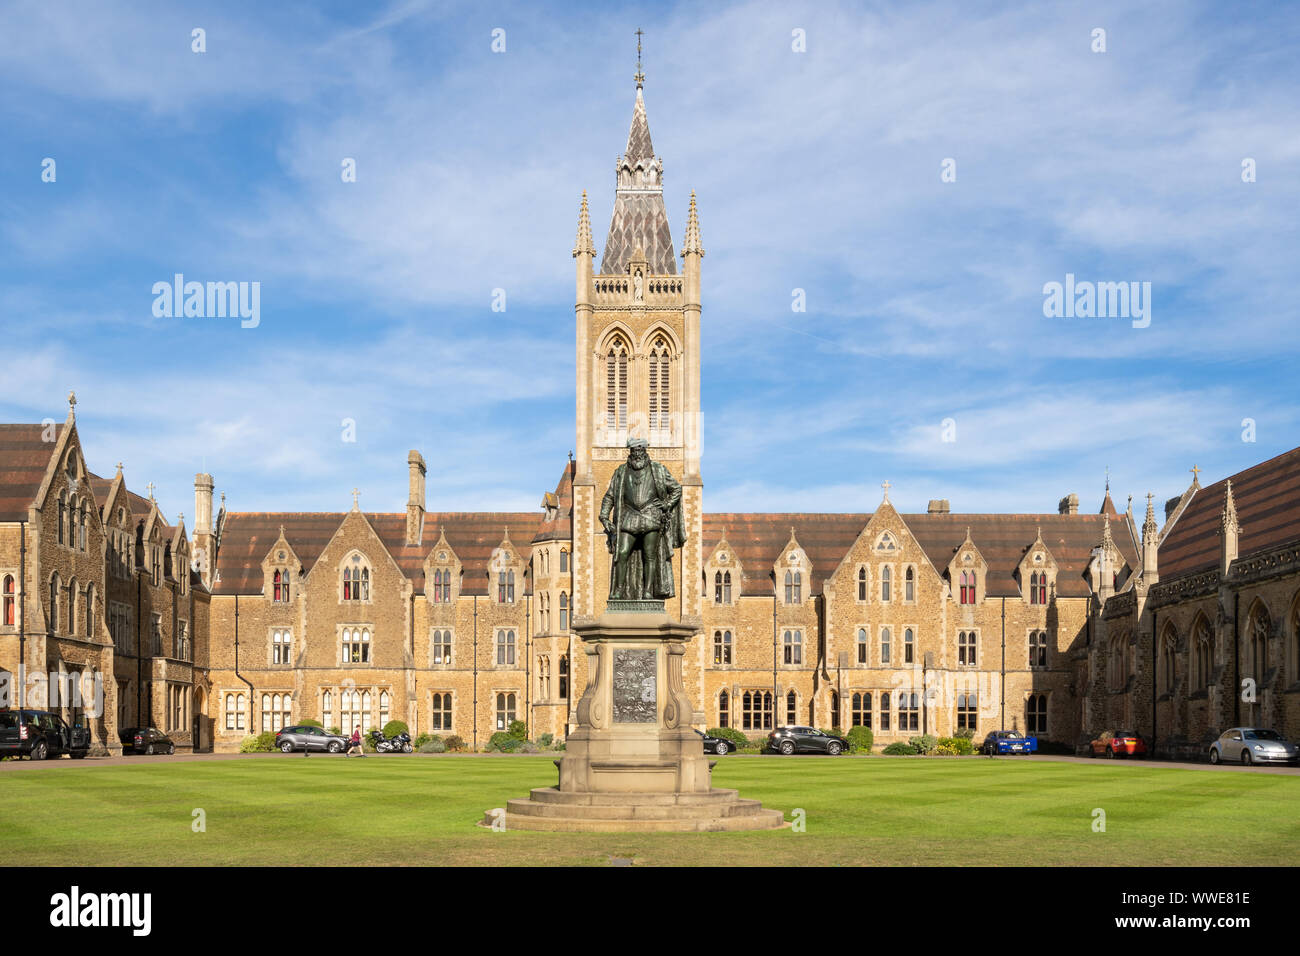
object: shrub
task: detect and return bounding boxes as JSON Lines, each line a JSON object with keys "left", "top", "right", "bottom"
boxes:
{"left": 328, "top": 726, "right": 342, "bottom": 736}
{"left": 846, "top": 726, "right": 874, "bottom": 753}
{"left": 239, "top": 732, "right": 277, "bottom": 753}
{"left": 936, "top": 736, "right": 974, "bottom": 756}
{"left": 538, "top": 733, "right": 555, "bottom": 749}
{"left": 818, "top": 727, "right": 844, "bottom": 740}
{"left": 750, "top": 734, "right": 772, "bottom": 751}
{"left": 381, "top": 720, "right": 409, "bottom": 739}
{"left": 555, "top": 741, "right": 566, "bottom": 751}
{"left": 909, "top": 734, "right": 938, "bottom": 755}
{"left": 444, "top": 735, "right": 467, "bottom": 752}
{"left": 413, "top": 733, "right": 433, "bottom": 750}
{"left": 708, "top": 727, "right": 749, "bottom": 749}
{"left": 419, "top": 738, "right": 447, "bottom": 754}
{"left": 487, "top": 731, "right": 524, "bottom": 753}
{"left": 954, "top": 726, "right": 975, "bottom": 740}
{"left": 297, "top": 718, "right": 323, "bottom": 728}
{"left": 508, "top": 720, "right": 528, "bottom": 740}
{"left": 519, "top": 741, "right": 540, "bottom": 754}
{"left": 882, "top": 742, "right": 919, "bottom": 756}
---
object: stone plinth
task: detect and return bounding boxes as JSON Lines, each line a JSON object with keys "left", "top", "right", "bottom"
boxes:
{"left": 483, "top": 606, "right": 785, "bottom": 832}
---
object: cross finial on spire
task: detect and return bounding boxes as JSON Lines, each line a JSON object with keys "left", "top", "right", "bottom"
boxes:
{"left": 352, "top": 488, "right": 360, "bottom": 510}
{"left": 634, "top": 28, "right": 644, "bottom": 88}
{"left": 1105, "top": 465, "right": 1109, "bottom": 492}
{"left": 1191, "top": 464, "right": 1201, "bottom": 483}
{"left": 881, "top": 479, "right": 891, "bottom": 502}
{"left": 67, "top": 391, "right": 76, "bottom": 419}
{"left": 115, "top": 461, "right": 123, "bottom": 475}
{"left": 146, "top": 481, "right": 155, "bottom": 500}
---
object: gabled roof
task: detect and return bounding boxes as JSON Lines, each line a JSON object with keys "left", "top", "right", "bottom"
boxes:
{"left": 212, "top": 511, "right": 541, "bottom": 596}
{"left": 703, "top": 511, "right": 1139, "bottom": 599}
{"left": 1159, "top": 446, "right": 1300, "bottom": 581}
{"left": 0, "top": 424, "right": 63, "bottom": 521}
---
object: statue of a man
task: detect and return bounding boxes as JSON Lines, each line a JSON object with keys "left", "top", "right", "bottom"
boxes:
{"left": 600, "top": 438, "right": 684, "bottom": 600}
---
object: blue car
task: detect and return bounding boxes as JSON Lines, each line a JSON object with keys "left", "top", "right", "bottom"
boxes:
{"left": 981, "top": 730, "right": 1037, "bottom": 755}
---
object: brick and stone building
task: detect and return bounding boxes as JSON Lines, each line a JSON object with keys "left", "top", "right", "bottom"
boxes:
{"left": 2, "top": 71, "right": 1297, "bottom": 757}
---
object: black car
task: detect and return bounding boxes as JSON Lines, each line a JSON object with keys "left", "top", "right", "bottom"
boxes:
{"left": 694, "top": 729, "right": 735, "bottom": 755}
{"left": 275, "top": 725, "right": 349, "bottom": 753}
{"left": 119, "top": 727, "right": 175, "bottom": 755}
{"left": 766, "top": 726, "right": 849, "bottom": 755}
{"left": 0, "top": 709, "right": 91, "bottom": 760}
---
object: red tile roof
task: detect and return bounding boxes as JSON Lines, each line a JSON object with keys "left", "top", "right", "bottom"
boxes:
{"left": 703, "top": 511, "right": 1137, "bottom": 599}
{"left": 0, "top": 424, "right": 61, "bottom": 521}
{"left": 212, "top": 511, "right": 541, "bottom": 596}
{"left": 1159, "top": 446, "right": 1300, "bottom": 581}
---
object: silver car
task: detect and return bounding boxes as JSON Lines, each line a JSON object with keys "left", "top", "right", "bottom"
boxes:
{"left": 1208, "top": 728, "right": 1299, "bottom": 766}
{"left": 275, "top": 725, "right": 348, "bottom": 753}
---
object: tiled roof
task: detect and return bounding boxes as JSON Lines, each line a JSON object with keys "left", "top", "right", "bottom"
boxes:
{"left": 1159, "top": 446, "right": 1300, "bottom": 581}
{"left": 0, "top": 424, "right": 61, "bottom": 521}
{"left": 600, "top": 86, "right": 676, "bottom": 276}
{"left": 703, "top": 511, "right": 1138, "bottom": 599}
{"left": 212, "top": 511, "right": 541, "bottom": 596}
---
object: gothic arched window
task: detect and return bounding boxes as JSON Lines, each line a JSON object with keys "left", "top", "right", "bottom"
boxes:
{"left": 605, "top": 337, "right": 629, "bottom": 430}
{"left": 648, "top": 335, "right": 671, "bottom": 435}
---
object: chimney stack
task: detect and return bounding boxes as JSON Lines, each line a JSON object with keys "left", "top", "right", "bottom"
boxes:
{"left": 1058, "top": 493, "right": 1078, "bottom": 515}
{"left": 406, "top": 451, "right": 427, "bottom": 546}
{"left": 926, "top": 499, "right": 950, "bottom": 514}
{"left": 194, "top": 473, "right": 214, "bottom": 534}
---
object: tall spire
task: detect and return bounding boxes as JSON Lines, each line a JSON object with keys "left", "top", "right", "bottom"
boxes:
{"left": 1220, "top": 479, "right": 1240, "bottom": 574}
{"left": 572, "top": 190, "right": 595, "bottom": 258}
{"left": 601, "top": 31, "right": 675, "bottom": 276}
{"left": 681, "top": 190, "right": 704, "bottom": 257}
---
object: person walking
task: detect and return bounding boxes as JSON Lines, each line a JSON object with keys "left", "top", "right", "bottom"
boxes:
{"left": 346, "top": 727, "right": 363, "bottom": 757}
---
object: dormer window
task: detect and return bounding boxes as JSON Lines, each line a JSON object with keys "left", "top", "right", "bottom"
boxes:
{"left": 432, "top": 568, "right": 453, "bottom": 604}
{"left": 1029, "top": 571, "right": 1047, "bottom": 605}
{"left": 959, "top": 570, "right": 976, "bottom": 605}
{"left": 342, "top": 558, "right": 370, "bottom": 602}
{"left": 273, "top": 569, "right": 291, "bottom": 603}
{"left": 714, "top": 571, "right": 732, "bottom": 605}
{"left": 497, "top": 570, "right": 516, "bottom": 604}
{"left": 784, "top": 570, "right": 802, "bottom": 605}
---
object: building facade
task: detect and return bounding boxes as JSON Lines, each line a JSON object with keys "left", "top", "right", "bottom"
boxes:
{"left": 2, "top": 74, "right": 1297, "bottom": 756}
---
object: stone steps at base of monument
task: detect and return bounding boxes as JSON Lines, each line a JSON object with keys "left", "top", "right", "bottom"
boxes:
{"left": 528, "top": 787, "right": 746, "bottom": 808}
{"left": 490, "top": 806, "right": 787, "bottom": 833}
{"left": 506, "top": 794, "right": 769, "bottom": 821}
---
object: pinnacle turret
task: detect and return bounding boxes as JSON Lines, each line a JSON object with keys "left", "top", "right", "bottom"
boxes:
{"left": 572, "top": 190, "right": 595, "bottom": 259}
{"left": 681, "top": 190, "right": 704, "bottom": 258}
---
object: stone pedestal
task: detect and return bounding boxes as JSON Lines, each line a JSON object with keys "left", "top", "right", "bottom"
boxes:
{"left": 484, "top": 605, "right": 784, "bottom": 832}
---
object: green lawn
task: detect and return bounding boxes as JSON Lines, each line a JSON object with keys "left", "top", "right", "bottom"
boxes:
{"left": 1, "top": 755, "right": 1296, "bottom": 866}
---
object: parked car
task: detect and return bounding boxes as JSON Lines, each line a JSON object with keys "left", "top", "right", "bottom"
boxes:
{"left": 765, "top": 726, "right": 849, "bottom": 755}
{"left": 980, "top": 730, "right": 1037, "bottom": 755}
{"left": 1088, "top": 729, "right": 1147, "bottom": 758}
{"left": 119, "top": 727, "right": 176, "bottom": 755}
{"left": 694, "top": 729, "right": 734, "bottom": 755}
{"left": 0, "top": 709, "right": 91, "bottom": 760}
{"left": 1209, "top": 728, "right": 1300, "bottom": 766}
{"left": 275, "top": 725, "right": 348, "bottom": 754}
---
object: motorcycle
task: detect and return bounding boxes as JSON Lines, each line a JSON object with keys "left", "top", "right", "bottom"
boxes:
{"left": 368, "top": 729, "right": 413, "bottom": 754}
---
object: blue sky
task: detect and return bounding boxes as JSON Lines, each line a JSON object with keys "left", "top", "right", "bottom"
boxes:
{"left": 1, "top": 0, "right": 1297, "bottom": 524}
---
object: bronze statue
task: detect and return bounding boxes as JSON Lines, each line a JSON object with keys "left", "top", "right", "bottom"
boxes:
{"left": 600, "top": 438, "right": 684, "bottom": 600}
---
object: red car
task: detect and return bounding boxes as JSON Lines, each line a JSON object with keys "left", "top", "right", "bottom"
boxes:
{"left": 1089, "top": 730, "right": 1147, "bottom": 758}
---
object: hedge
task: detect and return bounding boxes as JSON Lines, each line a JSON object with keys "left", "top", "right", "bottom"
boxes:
{"left": 381, "top": 720, "right": 409, "bottom": 739}
{"left": 708, "top": 727, "right": 749, "bottom": 749}
{"left": 846, "top": 726, "right": 874, "bottom": 753}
